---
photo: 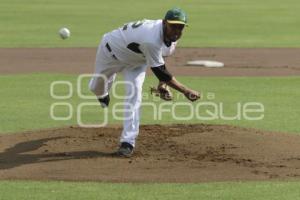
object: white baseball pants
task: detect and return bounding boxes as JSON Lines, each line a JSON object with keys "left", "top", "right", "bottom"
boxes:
{"left": 89, "top": 37, "right": 146, "bottom": 147}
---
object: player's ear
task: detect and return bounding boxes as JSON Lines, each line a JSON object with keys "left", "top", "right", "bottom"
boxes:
{"left": 163, "top": 20, "right": 168, "bottom": 30}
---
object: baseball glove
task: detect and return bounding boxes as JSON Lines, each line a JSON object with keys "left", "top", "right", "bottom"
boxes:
{"left": 150, "top": 82, "right": 173, "bottom": 101}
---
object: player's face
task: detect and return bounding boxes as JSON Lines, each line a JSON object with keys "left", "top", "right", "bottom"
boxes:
{"left": 164, "top": 22, "right": 185, "bottom": 42}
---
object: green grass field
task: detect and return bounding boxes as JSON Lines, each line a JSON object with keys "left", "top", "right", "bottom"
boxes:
{"left": 1, "top": 181, "right": 300, "bottom": 200}
{"left": 1, "top": 0, "right": 300, "bottom": 47}
{"left": 1, "top": 0, "right": 300, "bottom": 199}
{"left": 0, "top": 74, "right": 299, "bottom": 134}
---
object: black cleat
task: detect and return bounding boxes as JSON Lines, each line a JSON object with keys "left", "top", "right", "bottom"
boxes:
{"left": 98, "top": 94, "right": 110, "bottom": 108}
{"left": 116, "top": 142, "right": 134, "bottom": 158}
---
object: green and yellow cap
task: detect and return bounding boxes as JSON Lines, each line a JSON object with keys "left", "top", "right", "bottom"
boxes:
{"left": 164, "top": 8, "right": 188, "bottom": 25}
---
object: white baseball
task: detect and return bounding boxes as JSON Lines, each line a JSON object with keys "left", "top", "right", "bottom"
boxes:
{"left": 59, "top": 27, "right": 71, "bottom": 39}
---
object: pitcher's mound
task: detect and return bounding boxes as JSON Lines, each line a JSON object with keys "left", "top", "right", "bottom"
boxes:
{"left": 1, "top": 124, "right": 300, "bottom": 183}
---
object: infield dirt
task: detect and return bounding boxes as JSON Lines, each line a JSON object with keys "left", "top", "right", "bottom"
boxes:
{"left": 1, "top": 48, "right": 300, "bottom": 76}
{"left": 1, "top": 124, "right": 300, "bottom": 183}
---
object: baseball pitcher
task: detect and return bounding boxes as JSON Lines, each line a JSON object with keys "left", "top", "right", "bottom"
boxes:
{"left": 89, "top": 8, "right": 200, "bottom": 157}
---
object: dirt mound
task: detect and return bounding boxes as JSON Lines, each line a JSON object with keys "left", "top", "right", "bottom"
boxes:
{"left": 1, "top": 124, "right": 300, "bottom": 183}
{"left": 1, "top": 48, "right": 300, "bottom": 76}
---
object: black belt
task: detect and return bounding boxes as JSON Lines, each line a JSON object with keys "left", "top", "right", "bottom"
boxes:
{"left": 105, "top": 43, "right": 118, "bottom": 60}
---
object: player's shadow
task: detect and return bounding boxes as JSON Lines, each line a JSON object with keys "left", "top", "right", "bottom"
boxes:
{"left": 0, "top": 137, "right": 117, "bottom": 170}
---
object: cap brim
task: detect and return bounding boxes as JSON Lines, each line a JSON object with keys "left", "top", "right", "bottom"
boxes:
{"left": 167, "top": 20, "right": 188, "bottom": 26}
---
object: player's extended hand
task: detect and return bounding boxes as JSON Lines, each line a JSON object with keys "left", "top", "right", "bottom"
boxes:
{"left": 184, "top": 89, "right": 200, "bottom": 102}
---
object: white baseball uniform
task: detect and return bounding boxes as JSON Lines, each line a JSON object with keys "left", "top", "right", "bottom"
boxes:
{"left": 89, "top": 19, "right": 176, "bottom": 146}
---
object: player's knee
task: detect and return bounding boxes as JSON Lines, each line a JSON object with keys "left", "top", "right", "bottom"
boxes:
{"left": 88, "top": 80, "right": 96, "bottom": 93}
{"left": 89, "top": 79, "right": 102, "bottom": 96}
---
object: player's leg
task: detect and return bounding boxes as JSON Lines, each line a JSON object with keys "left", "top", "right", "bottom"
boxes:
{"left": 89, "top": 39, "right": 121, "bottom": 107}
{"left": 89, "top": 72, "right": 116, "bottom": 107}
{"left": 89, "top": 72, "right": 116, "bottom": 98}
{"left": 119, "top": 65, "right": 147, "bottom": 151}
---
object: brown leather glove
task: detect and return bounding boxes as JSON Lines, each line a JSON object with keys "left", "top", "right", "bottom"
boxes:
{"left": 150, "top": 82, "right": 173, "bottom": 101}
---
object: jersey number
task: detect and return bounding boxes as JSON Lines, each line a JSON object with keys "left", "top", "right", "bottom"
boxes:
{"left": 122, "top": 20, "right": 144, "bottom": 31}
{"left": 123, "top": 20, "right": 144, "bottom": 55}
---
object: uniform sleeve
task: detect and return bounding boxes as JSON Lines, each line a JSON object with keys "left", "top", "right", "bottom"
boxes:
{"left": 140, "top": 43, "right": 165, "bottom": 67}
{"left": 150, "top": 64, "right": 173, "bottom": 82}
